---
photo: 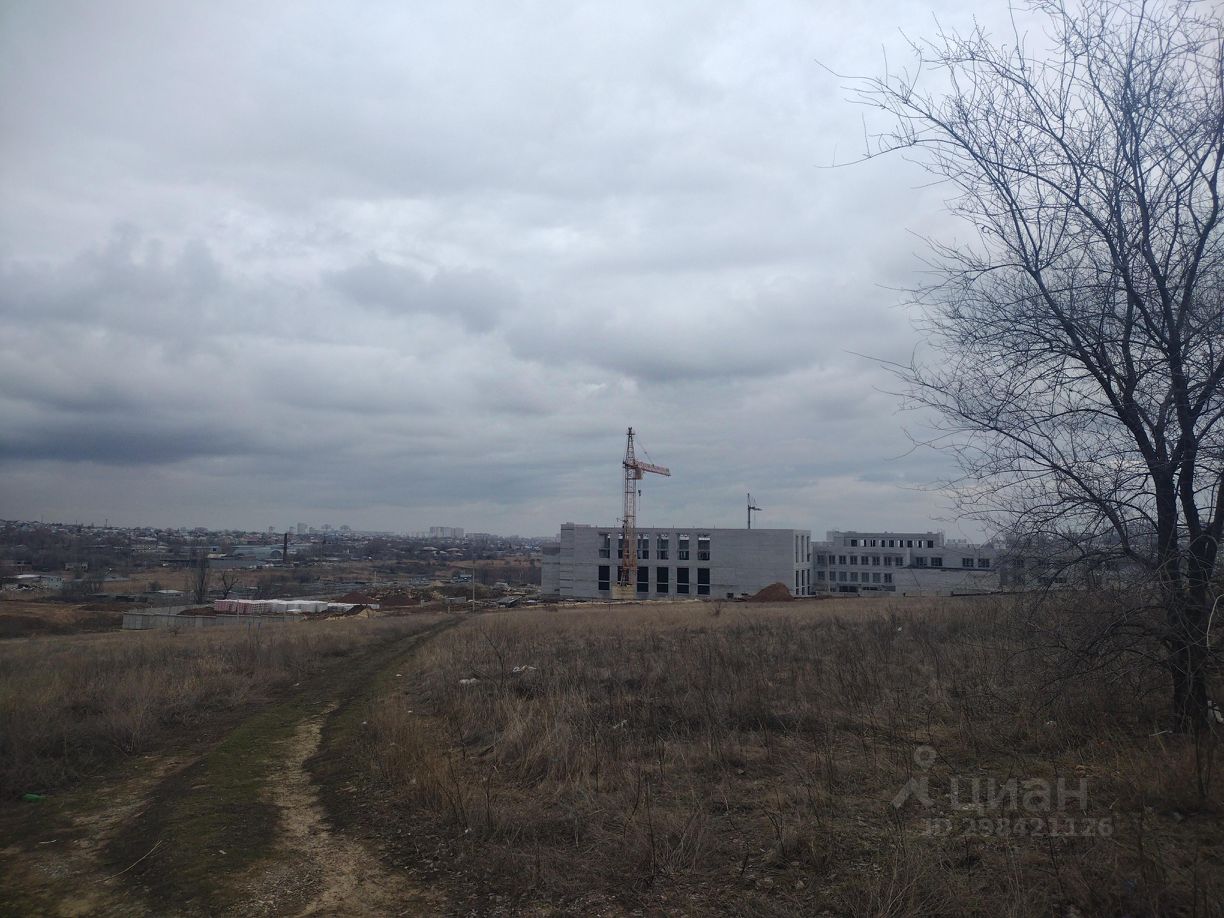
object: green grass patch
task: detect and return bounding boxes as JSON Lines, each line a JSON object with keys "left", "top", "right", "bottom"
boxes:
{"left": 105, "top": 698, "right": 309, "bottom": 911}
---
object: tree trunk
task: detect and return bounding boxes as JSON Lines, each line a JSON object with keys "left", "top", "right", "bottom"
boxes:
{"left": 1168, "top": 617, "right": 1209, "bottom": 733}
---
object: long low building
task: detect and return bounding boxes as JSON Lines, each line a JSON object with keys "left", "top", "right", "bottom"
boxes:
{"left": 542, "top": 523, "right": 814, "bottom": 600}
{"left": 813, "top": 530, "right": 998, "bottom": 595}
{"left": 540, "top": 524, "right": 1001, "bottom": 602}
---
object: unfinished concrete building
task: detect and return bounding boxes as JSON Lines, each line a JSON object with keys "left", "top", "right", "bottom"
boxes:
{"left": 812, "top": 530, "right": 998, "bottom": 595}
{"left": 541, "top": 523, "right": 814, "bottom": 600}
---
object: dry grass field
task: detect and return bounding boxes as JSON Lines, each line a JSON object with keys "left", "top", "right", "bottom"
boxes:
{"left": 0, "top": 616, "right": 434, "bottom": 797}
{"left": 361, "top": 597, "right": 1224, "bottom": 916}
{"left": 0, "top": 599, "right": 127, "bottom": 638}
{"left": 1, "top": 596, "right": 1219, "bottom": 915}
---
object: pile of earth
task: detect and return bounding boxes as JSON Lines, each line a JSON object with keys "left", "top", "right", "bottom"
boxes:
{"left": 332, "top": 591, "right": 378, "bottom": 604}
{"left": 746, "top": 582, "right": 794, "bottom": 602}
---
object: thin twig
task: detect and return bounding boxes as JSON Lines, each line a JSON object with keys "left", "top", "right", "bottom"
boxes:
{"left": 103, "top": 839, "right": 161, "bottom": 883}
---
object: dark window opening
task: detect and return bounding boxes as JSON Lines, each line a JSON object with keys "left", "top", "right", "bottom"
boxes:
{"left": 697, "top": 535, "right": 711, "bottom": 562}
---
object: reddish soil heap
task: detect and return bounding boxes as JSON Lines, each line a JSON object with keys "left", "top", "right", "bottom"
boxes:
{"left": 746, "top": 582, "right": 794, "bottom": 602}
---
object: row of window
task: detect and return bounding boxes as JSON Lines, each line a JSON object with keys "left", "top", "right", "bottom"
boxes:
{"left": 794, "top": 533, "right": 812, "bottom": 563}
{"left": 821, "top": 554, "right": 908, "bottom": 567}
{"left": 848, "top": 537, "right": 937, "bottom": 548}
{"left": 598, "top": 533, "right": 711, "bottom": 562}
{"left": 793, "top": 568, "right": 812, "bottom": 596}
{"left": 596, "top": 565, "right": 712, "bottom": 595}
{"left": 816, "top": 571, "right": 895, "bottom": 584}
{"left": 815, "top": 554, "right": 991, "bottom": 569}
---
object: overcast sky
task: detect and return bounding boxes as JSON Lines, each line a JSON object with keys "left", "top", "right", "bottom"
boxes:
{"left": 0, "top": 0, "right": 1017, "bottom": 538}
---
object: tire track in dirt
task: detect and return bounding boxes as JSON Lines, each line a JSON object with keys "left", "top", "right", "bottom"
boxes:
{"left": 109, "top": 618, "right": 457, "bottom": 915}
{"left": 234, "top": 702, "right": 443, "bottom": 916}
{"left": 2, "top": 617, "right": 458, "bottom": 917}
{"left": 0, "top": 751, "right": 190, "bottom": 918}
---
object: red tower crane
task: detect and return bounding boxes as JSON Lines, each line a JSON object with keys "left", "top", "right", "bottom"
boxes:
{"left": 615, "top": 427, "right": 670, "bottom": 599}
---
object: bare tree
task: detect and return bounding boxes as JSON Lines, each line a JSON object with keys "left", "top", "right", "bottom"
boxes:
{"left": 217, "top": 570, "right": 240, "bottom": 600}
{"left": 189, "top": 547, "right": 210, "bottom": 605}
{"left": 852, "top": 0, "right": 1223, "bottom": 729}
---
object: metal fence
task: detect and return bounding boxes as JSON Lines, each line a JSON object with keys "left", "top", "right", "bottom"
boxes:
{"left": 122, "top": 610, "right": 302, "bottom": 630}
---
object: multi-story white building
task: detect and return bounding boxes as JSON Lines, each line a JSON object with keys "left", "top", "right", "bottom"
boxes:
{"left": 541, "top": 523, "right": 814, "bottom": 600}
{"left": 812, "top": 530, "right": 998, "bottom": 595}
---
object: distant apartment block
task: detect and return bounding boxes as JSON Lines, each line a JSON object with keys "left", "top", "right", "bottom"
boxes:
{"left": 813, "top": 530, "right": 998, "bottom": 595}
{"left": 429, "top": 526, "right": 465, "bottom": 539}
{"left": 541, "top": 523, "right": 813, "bottom": 600}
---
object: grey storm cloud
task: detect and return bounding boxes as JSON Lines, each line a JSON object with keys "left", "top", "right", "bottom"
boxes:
{"left": 1, "top": 228, "right": 223, "bottom": 334}
{"left": 324, "top": 256, "right": 516, "bottom": 332}
{"left": 0, "top": 419, "right": 261, "bottom": 466}
{"left": 0, "top": 0, "right": 1015, "bottom": 535}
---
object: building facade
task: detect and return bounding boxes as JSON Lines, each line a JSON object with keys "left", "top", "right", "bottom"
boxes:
{"left": 812, "top": 530, "right": 998, "bottom": 595}
{"left": 541, "top": 523, "right": 814, "bottom": 600}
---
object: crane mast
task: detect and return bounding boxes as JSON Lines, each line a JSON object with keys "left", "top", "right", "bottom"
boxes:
{"left": 615, "top": 427, "right": 670, "bottom": 599}
{"left": 747, "top": 493, "right": 763, "bottom": 529}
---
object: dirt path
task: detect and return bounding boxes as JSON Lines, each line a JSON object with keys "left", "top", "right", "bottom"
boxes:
{"left": 0, "top": 617, "right": 457, "bottom": 917}
{"left": 234, "top": 703, "right": 442, "bottom": 917}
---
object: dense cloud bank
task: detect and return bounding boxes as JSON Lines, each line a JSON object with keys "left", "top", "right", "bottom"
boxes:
{"left": 0, "top": 0, "right": 1000, "bottom": 535}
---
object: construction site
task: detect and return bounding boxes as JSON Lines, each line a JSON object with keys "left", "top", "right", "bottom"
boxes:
{"left": 541, "top": 427, "right": 998, "bottom": 601}
{"left": 541, "top": 428, "right": 815, "bottom": 601}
